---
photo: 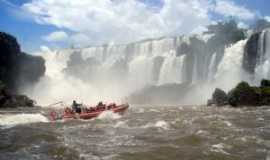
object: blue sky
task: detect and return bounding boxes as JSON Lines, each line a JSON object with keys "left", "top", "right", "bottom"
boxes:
{"left": 0, "top": 0, "right": 64, "bottom": 52}
{"left": 0, "top": 0, "right": 270, "bottom": 53}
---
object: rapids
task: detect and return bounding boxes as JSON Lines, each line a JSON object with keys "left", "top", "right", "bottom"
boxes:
{"left": 1, "top": 105, "right": 270, "bottom": 160}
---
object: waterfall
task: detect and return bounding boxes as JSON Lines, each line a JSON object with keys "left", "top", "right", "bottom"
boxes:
{"left": 255, "top": 29, "right": 270, "bottom": 81}
{"left": 207, "top": 53, "right": 216, "bottom": 82}
{"left": 26, "top": 29, "right": 270, "bottom": 105}
{"left": 128, "top": 56, "right": 154, "bottom": 90}
{"left": 214, "top": 40, "right": 248, "bottom": 91}
{"left": 158, "top": 52, "right": 186, "bottom": 84}
{"left": 192, "top": 54, "right": 198, "bottom": 84}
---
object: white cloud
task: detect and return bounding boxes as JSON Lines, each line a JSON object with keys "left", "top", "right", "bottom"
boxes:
{"left": 237, "top": 22, "right": 248, "bottom": 29}
{"left": 265, "top": 16, "right": 270, "bottom": 22}
{"left": 1, "top": 0, "right": 34, "bottom": 22}
{"left": 70, "top": 33, "right": 91, "bottom": 47}
{"left": 42, "top": 31, "right": 68, "bottom": 42}
{"left": 23, "top": 0, "right": 211, "bottom": 45}
{"left": 213, "top": 0, "right": 256, "bottom": 20}
{"left": 22, "top": 0, "right": 256, "bottom": 46}
{"left": 40, "top": 45, "right": 51, "bottom": 52}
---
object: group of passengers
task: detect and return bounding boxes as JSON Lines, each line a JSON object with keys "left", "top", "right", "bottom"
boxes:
{"left": 71, "top": 100, "right": 116, "bottom": 114}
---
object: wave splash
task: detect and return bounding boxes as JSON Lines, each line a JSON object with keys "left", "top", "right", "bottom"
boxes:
{"left": 0, "top": 113, "right": 49, "bottom": 128}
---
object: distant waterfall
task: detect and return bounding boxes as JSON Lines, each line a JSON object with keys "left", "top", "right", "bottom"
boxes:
{"left": 70, "top": 36, "right": 217, "bottom": 87}
{"left": 78, "top": 37, "right": 194, "bottom": 88}
{"left": 159, "top": 52, "right": 186, "bottom": 84}
{"left": 128, "top": 55, "right": 154, "bottom": 89}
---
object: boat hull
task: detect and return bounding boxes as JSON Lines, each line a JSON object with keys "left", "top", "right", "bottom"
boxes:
{"left": 61, "top": 104, "right": 129, "bottom": 120}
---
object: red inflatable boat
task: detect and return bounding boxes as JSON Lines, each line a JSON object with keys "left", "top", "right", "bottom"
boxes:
{"left": 50, "top": 103, "right": 129, "bottom": 121}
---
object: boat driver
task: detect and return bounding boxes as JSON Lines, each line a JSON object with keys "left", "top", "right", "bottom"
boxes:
{"left": 72, "top": 100, "right": 82, "bottom": 114}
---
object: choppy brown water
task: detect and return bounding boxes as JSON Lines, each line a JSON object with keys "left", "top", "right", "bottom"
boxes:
{"left": 1, "top": 105, "right": 270, "bottom": 160}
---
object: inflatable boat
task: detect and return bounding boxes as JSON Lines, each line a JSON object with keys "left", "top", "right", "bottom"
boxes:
{"left": 50, "top": 103, "right": 129, "bottom": 121}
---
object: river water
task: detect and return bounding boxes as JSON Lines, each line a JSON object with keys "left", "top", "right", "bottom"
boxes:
{"left": 1, "top": 105, "right": 270, "bottom": 160}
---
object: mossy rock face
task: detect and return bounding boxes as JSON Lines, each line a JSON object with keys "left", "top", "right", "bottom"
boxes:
{"left": 0, "top": 86, "right": 35, "bottom": 108}
{"left": 0, "top": 81, "right": 5, "bottom": 90}
{"left": 228, "top": 81, "right": 260, "bottom": 106}
{"left": 208, "top": 79, "right": 270, "bottom": 107}
{"left": 260, "top": 87, "right": 270, "bottom": 105}
{"left": 235, "top": 81, "right": 250, "bottom": 90}
{"left": 212, "top": 88, "right": 228, "bottom": 106}
{"left": 261, "top": 79, "right": 270, "bottom": 87}
{"left": 260, "top": 87, "right": 270, "bottom": 95}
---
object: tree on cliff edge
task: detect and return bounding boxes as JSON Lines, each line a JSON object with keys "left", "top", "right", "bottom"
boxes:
{"left": 206, "top": 19, "right": 246, "bottom": 51}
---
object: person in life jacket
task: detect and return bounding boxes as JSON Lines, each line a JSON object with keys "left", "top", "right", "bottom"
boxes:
{"left": 97, "top": 101, "right": 106, "bottom": 110}
{"left": 72, "top": 100, "right": 82, "bottom": 114}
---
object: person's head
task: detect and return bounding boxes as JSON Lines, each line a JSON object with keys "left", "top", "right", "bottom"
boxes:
{"left": 73, "top": 100, "right": 76, "bottom": 103}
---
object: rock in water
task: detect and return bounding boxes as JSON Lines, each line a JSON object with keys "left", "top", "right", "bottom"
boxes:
{"left": 208, "top": 80, "right": 270, "bottom": 107}
{"left": 260, "top": 80, "right": 270, "bottom": 105}
{"left": 0, "top": 86, "right": 35, "bottom": 108}
{"left": 227, "top": 82, "right": 260, "bottom": 106}
{"left": 260, "top": 87, "right": 270, "bottom": 105}
{"left": 212, "top": 88, "right": 228, "bottom": 106}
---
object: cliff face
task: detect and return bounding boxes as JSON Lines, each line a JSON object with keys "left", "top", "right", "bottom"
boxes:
{"left": 243, "top": 28, "right": 270, "bottom": 74}
{"left": 243, "top": 32, "right": 260, "bottom": 74}
{"left": 0, "top": 32, "right": 45, "bottom": 92}
{"left": 17, "top": 52, "right": 46, "bottom": 88}
{"left": 0, "top": 32, "right": 20, "bottom": 91}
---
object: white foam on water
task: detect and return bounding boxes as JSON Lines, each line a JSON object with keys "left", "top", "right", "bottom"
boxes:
{"left": 224, "top": 121, "right": 232, "bottom": 127}
{"left": 210, "top": 143, "right": 231, "bottom": 155}
{"left": 79, "top": 154, "right": 100, "bottom": 160}
{"left": 240, "top": 137, "right": 247, "bottom": 142}
{"left": 239, "top": 135, "right": 259, "bottom": 143}
{"left": 183, "top": 119, "right": 193, "bottom": 125}
{"left": 257, "top": 117, "right": 264, "bottom": 121}
{"left": 149, "top": 108, "right": 160, "bottom": 112}
{"left": 267, "top": 151, "right": 270, "bottom": 160}
{"left": 155, "top": 120, "right": 170, "bottom": 130}
{"left": 136, "top": 108, "right": 145, "bottom": 113}
{"left": 0, "top": 113, "right": 49, "bottom": 128}
{"left": 178, "top": 106, "right": 184, "bottom": 110}
{"left": 196, "top": 130, "right": 209, "bottom": 136}
{"left": 113, "top": 120, "right": 129, "bottom": 128}
{"left": 104, "top": 135, "right": 136, "bottom": 147}
{"left": 142, "top": 120, "right": 170, "bottom": 130}
{"left": 97, "top": 111, "right": 121, "bottom": 120}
